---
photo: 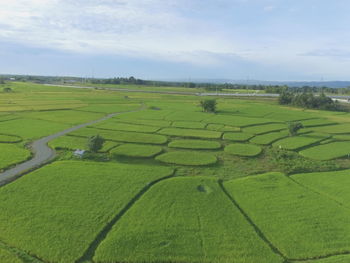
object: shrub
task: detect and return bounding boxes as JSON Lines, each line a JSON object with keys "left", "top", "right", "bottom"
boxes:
{"left": 88, "top": 135, "right": 105, "bottom": 152}
{"left": 200, "top": 99, "right": 217, "bottom": 113}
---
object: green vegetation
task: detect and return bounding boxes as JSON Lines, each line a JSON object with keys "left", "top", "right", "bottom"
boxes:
{"left": 200, "top": 99, "right": 217, "bottom": 113}
{"left": 87, "top": 135, "right": 105, "bottom": 152}
{"left": 94, "top": 177, "right": 283, "bottom": 263}
{"left": 224, "top": 143, "right": 262, "bottom": 157}
{"left": 71, "top": 127, "right": 167, "bottom": 144}
{"left": 0, "top": 247, "right": 21, "bottom": 263}
{"left": 0, "top": 134, "right": 21, "bottom": 143}
{"left": 273, "top": 136, "right": 324, "bottom": 150}
{"left": 156, "top": 151, "right": 217, "bottom": 165}
{"left": 243, "top": 123, "right": 286, "bottom": 134}
{"left": 0, "top": 144, "right": 31, "bottom": 170}
{"left": 223, "top": 132, "right": 254, "bottom": 142}
{"left": 49, "top": 135, "right": 117, "bottom": 152}
{"left": 168, "top": 139, "right": 221, "bottom": 150}
{"left": 250, "top": 131, "right": 288, "bottom": 145}
{"left": 0, "top": 161, "right": 173, "bottom": 262}
{"left": 111, "top": 143, "right": 163, "bottom": 157}
{"left": 158, "top": 128, "right": 222, "bottom": 139}
{"left": 300, "top": 142, "right": 350, "bottom": 160}
{"left": 224, "top": 172, "right": 350, "bottom": 259}
{"left": 93, "top": 121, "right": 160, "bottom": 133}
{"left": 171, "top": 121, "right": 206, "bottom": 129}
{"left": 287, "top": 121, "right": 304, "bottom": 136}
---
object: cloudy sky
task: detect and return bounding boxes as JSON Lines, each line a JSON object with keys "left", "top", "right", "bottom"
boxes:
{"left": 0, "top": 0, "right": 350, "bottom": 80}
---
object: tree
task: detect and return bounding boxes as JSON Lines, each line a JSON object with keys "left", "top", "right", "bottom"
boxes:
{"left": 87, "top": 135, "right": 105, "bottom": 152}
{"left": 200, "top": 99, "right": 217, "bottom": 113}
{"left": 288, "top": 122, "right": 303, "bottom": 136}
{"left": 0, "top": 78, "right": 5, "bottom": 84}
{"left": 278, "top": 91, "right": 293, "bottom": 105}
{"left": 3, "top": 87, "right": 12, "bottom": 93}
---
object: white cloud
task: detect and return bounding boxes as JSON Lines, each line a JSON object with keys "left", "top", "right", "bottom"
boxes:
{"left": 0, "top": 0, "right": 237, "bottom": 65}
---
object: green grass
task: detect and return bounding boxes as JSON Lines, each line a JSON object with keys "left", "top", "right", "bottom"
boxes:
{"left": 0, "top": 134, "right": 21, "bottom": 143}
{"left": 70, "top": 127, "right": 167, "bottom": 144}
{"left": 49, "top": 135, "right": 118, "bottom": 152}
{"left": 77, "top": 103, "right": 140, "bottom": 113}
{"left": 300, "top": 118, "right": 336, "bottom": 127}
{"left": 224, "top": 143, "right": 262, "bottom": 157}
{"left": 94, "top": 177, "right": 283, "bottom": 263}
{"left": 292, "top": 169, "right": 350, "bottom": 206}
{"left": 249, "top": 131, "right": 289, "bottom": 145}
{"left": 206, "top": 123, "right": 241, "bottom": 132}
{"left": 273, "top": 136, "right": 324, "bottom": 150}
{"left": 111, "top": 143, "right": 163, "bottom": 157}
{"left": 0, "top": 144, "right": 31, "bottom": 170}
{"left": 224, "top": 172, "right": 350, "bottom": 259}
{"left": 300, "top": 255, "right": 350, "bottom": 263}
{"left": 223, "top": 132, "right": 254, "bottom": 142}
{"left": 307, "top": 124, "right": 350, "bottom": 134}
{"left": 158, "top": 128, "right": 222, "bottom": 139}
{"left": 156, "top": 151, "right": 217, "bottom": 166}
{"left": 299, "top": 142, "right": 350, "bottom": 160}
{"left": 206, "top": 114, "right": 274, "bottom": 127}
{"left": 0, "top": 247, "right": 21, "bottom": 263}
{"left": 168, "top": 139, "right": 221, "bottom": 150}
{"left": 243, "top": 123, "right": 286, "bottom": 135}
{"left": 171, "top": 121, "right": 206, "bottom": 129}
{"left": 92, "top": 121, "right": 160, "bottom": 133}
{"left": 0, "top": 161, "right": 173, "bottom": 262}
{"left": 116, "top": 118, "right": 171, "bottom": 127}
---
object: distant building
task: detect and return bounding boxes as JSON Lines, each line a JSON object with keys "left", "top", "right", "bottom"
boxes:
{"left": 73, "top": 149, "right": 86, "bottom": 157}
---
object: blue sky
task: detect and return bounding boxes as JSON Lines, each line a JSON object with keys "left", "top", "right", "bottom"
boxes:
{"left": 0, "top": 0, "right": 350, "bottom": 81}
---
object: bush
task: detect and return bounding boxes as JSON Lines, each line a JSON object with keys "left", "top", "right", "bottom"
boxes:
{"left": 288, "top": 122, "right": 303, "bottom": 136}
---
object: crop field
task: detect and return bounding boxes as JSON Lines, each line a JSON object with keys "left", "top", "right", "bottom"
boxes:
{"left": 1, "top": 82, "right": 350, "bottom": 262}
{"left": 111, "top": 143, "right": 163, "bottom": 158}
{"left": 0, "top": 144, "right": 31, "bottom": 171}
{"left": 0, "top": 161, "right": 173, "bottom": 262}
{"left": 223, "top": 132, "right": 254, "bottom": 142}
{"left": 299, "top": 142, "right": 350, "bottom": 160}
{"left": 273, "top": 136, "right": 325, "bottom": 150}
{"left": 224, "top": 172, "right": 350, "bottom": 260}
{"left": 168, "top": 139, "right": 221, "bottom": 149}
{"left": 94, "top": 177, "right": 283, "bottom": 263}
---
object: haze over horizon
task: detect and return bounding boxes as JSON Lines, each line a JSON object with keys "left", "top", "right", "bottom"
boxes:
{"left": 1, "top": 0, "right": 350, "bottom": 81}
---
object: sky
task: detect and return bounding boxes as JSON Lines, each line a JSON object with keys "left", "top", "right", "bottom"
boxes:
{"left": 0, "top": 0, "right": 350, "bottom": 81}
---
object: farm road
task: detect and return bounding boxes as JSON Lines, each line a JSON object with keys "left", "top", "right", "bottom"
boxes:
{"left": 0, "top": 109, "right": 141, "bottom": 186}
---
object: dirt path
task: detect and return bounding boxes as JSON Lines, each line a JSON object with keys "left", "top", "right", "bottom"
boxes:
{"left": 0, "top": 110, "right": 139, "bottom": 186}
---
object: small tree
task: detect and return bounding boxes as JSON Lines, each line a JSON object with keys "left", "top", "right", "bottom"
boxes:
{"left": 3, "top": 87, "right": 12, "bottom": 93}
{"left": 200, "top": 99, "right": 217, "bottom": 113}
{"left": 87, "top": 135, "right": 105, "bottom": 152}
{"left": 288, "top": 122, "right": 303, "bottom": 136}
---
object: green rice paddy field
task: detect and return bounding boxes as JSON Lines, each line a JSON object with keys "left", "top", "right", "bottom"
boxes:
{"left": 1, "top": 82, "right": 350, "bottom": 262}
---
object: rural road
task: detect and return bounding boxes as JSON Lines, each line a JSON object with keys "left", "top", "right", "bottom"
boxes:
{"left": 0, "top": 110, "right": 139, "bottom": 186}
{"left": 44, "top": 84, "right": 350, "bottom": 101}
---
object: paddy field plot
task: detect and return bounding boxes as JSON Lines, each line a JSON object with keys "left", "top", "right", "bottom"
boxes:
{"left": 273, "top": 136, "right": 324, "bottom": 150}
{"left": 224, "top": 172, "right": 350, "bottom": 259}
{"left": 0, "top": 144, "right": 31, "bottom": 170}
{"left": 206, "top": 123, "right": 240, "bottom": 132}
{"left": 156, "top": 151, "right": 217, "bottom": 166}
{"left": 0, "top": 247, "right": 21, "bottom": 263}
{"left": 224, "top": 143, "right": 262, "bottom": 157}
{"left": 49, "top": 135, "right": 118, "bottom": 152}
{"left": 292, "top": 169, "right": 350, "bottom": 206}
{"left": 92, "top": 121, "right": 160, "bottom": 133}
{"left": 70, "top": 127, "right": 168, "bottom": 144}
{"left": 223, "top": 132, "right": 254, "bottom": 142}
{"left": 299, "top": 142, "right": 350, "bottom": 160}
{"left": 94, "top": 177, "right": 283, "bottom": 263}
{"left": 158, "top": 128, "right": 222, "bottom": 139}
{"left": 249, "top": 131, "right": 289, "bottom": 145}
{"left": 115, "top": 118, "right": 171, "bottom": 127}
{"left": 0, "top": 161, "right": 173, "bottom": 263}
{"left": 171, "top": 121, "right": 206, "bottom": 129}
{"left": 111, "top": 143, "right": 163, "bottom": 158}
{"left": 306, "top": 123, "right": 350, "bottom": 134}
{"left": 76, "top": 103, "right": 140, "bottom": 113}
{"left": 206, "top": 114, "right": 274, "bottom": 127}
{"left": 0, "top": 134, "right": 21, "bottom": 143}
{"left": 300, "top": 118, "right": 336, "bottom": 127}
{"left": 242, "top": 123, "right": 286, "bottom": 135}
{"left": 168, "top": 139, "right": 221, "bottom": 150}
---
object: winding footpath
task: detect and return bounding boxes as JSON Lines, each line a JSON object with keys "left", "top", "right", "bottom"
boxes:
{"left": 0, "top": 110, "right": 140, "bottom": 186}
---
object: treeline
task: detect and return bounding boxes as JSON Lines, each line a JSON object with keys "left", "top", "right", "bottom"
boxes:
{"left": 279, "top": 91, "right": 346, "bottom": 111}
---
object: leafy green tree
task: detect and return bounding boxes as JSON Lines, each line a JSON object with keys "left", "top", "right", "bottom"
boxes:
{"left": 87, "top": 135, "right": 105, "bottom": 152}
{"left": 288, "top": 122, "right": 303, "bottom": 136}
{"left": 200, "top": 99, "right": 217, "bottom": 113}
{"left": 3, "top": 87, "right": 12, "bottom": 93}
